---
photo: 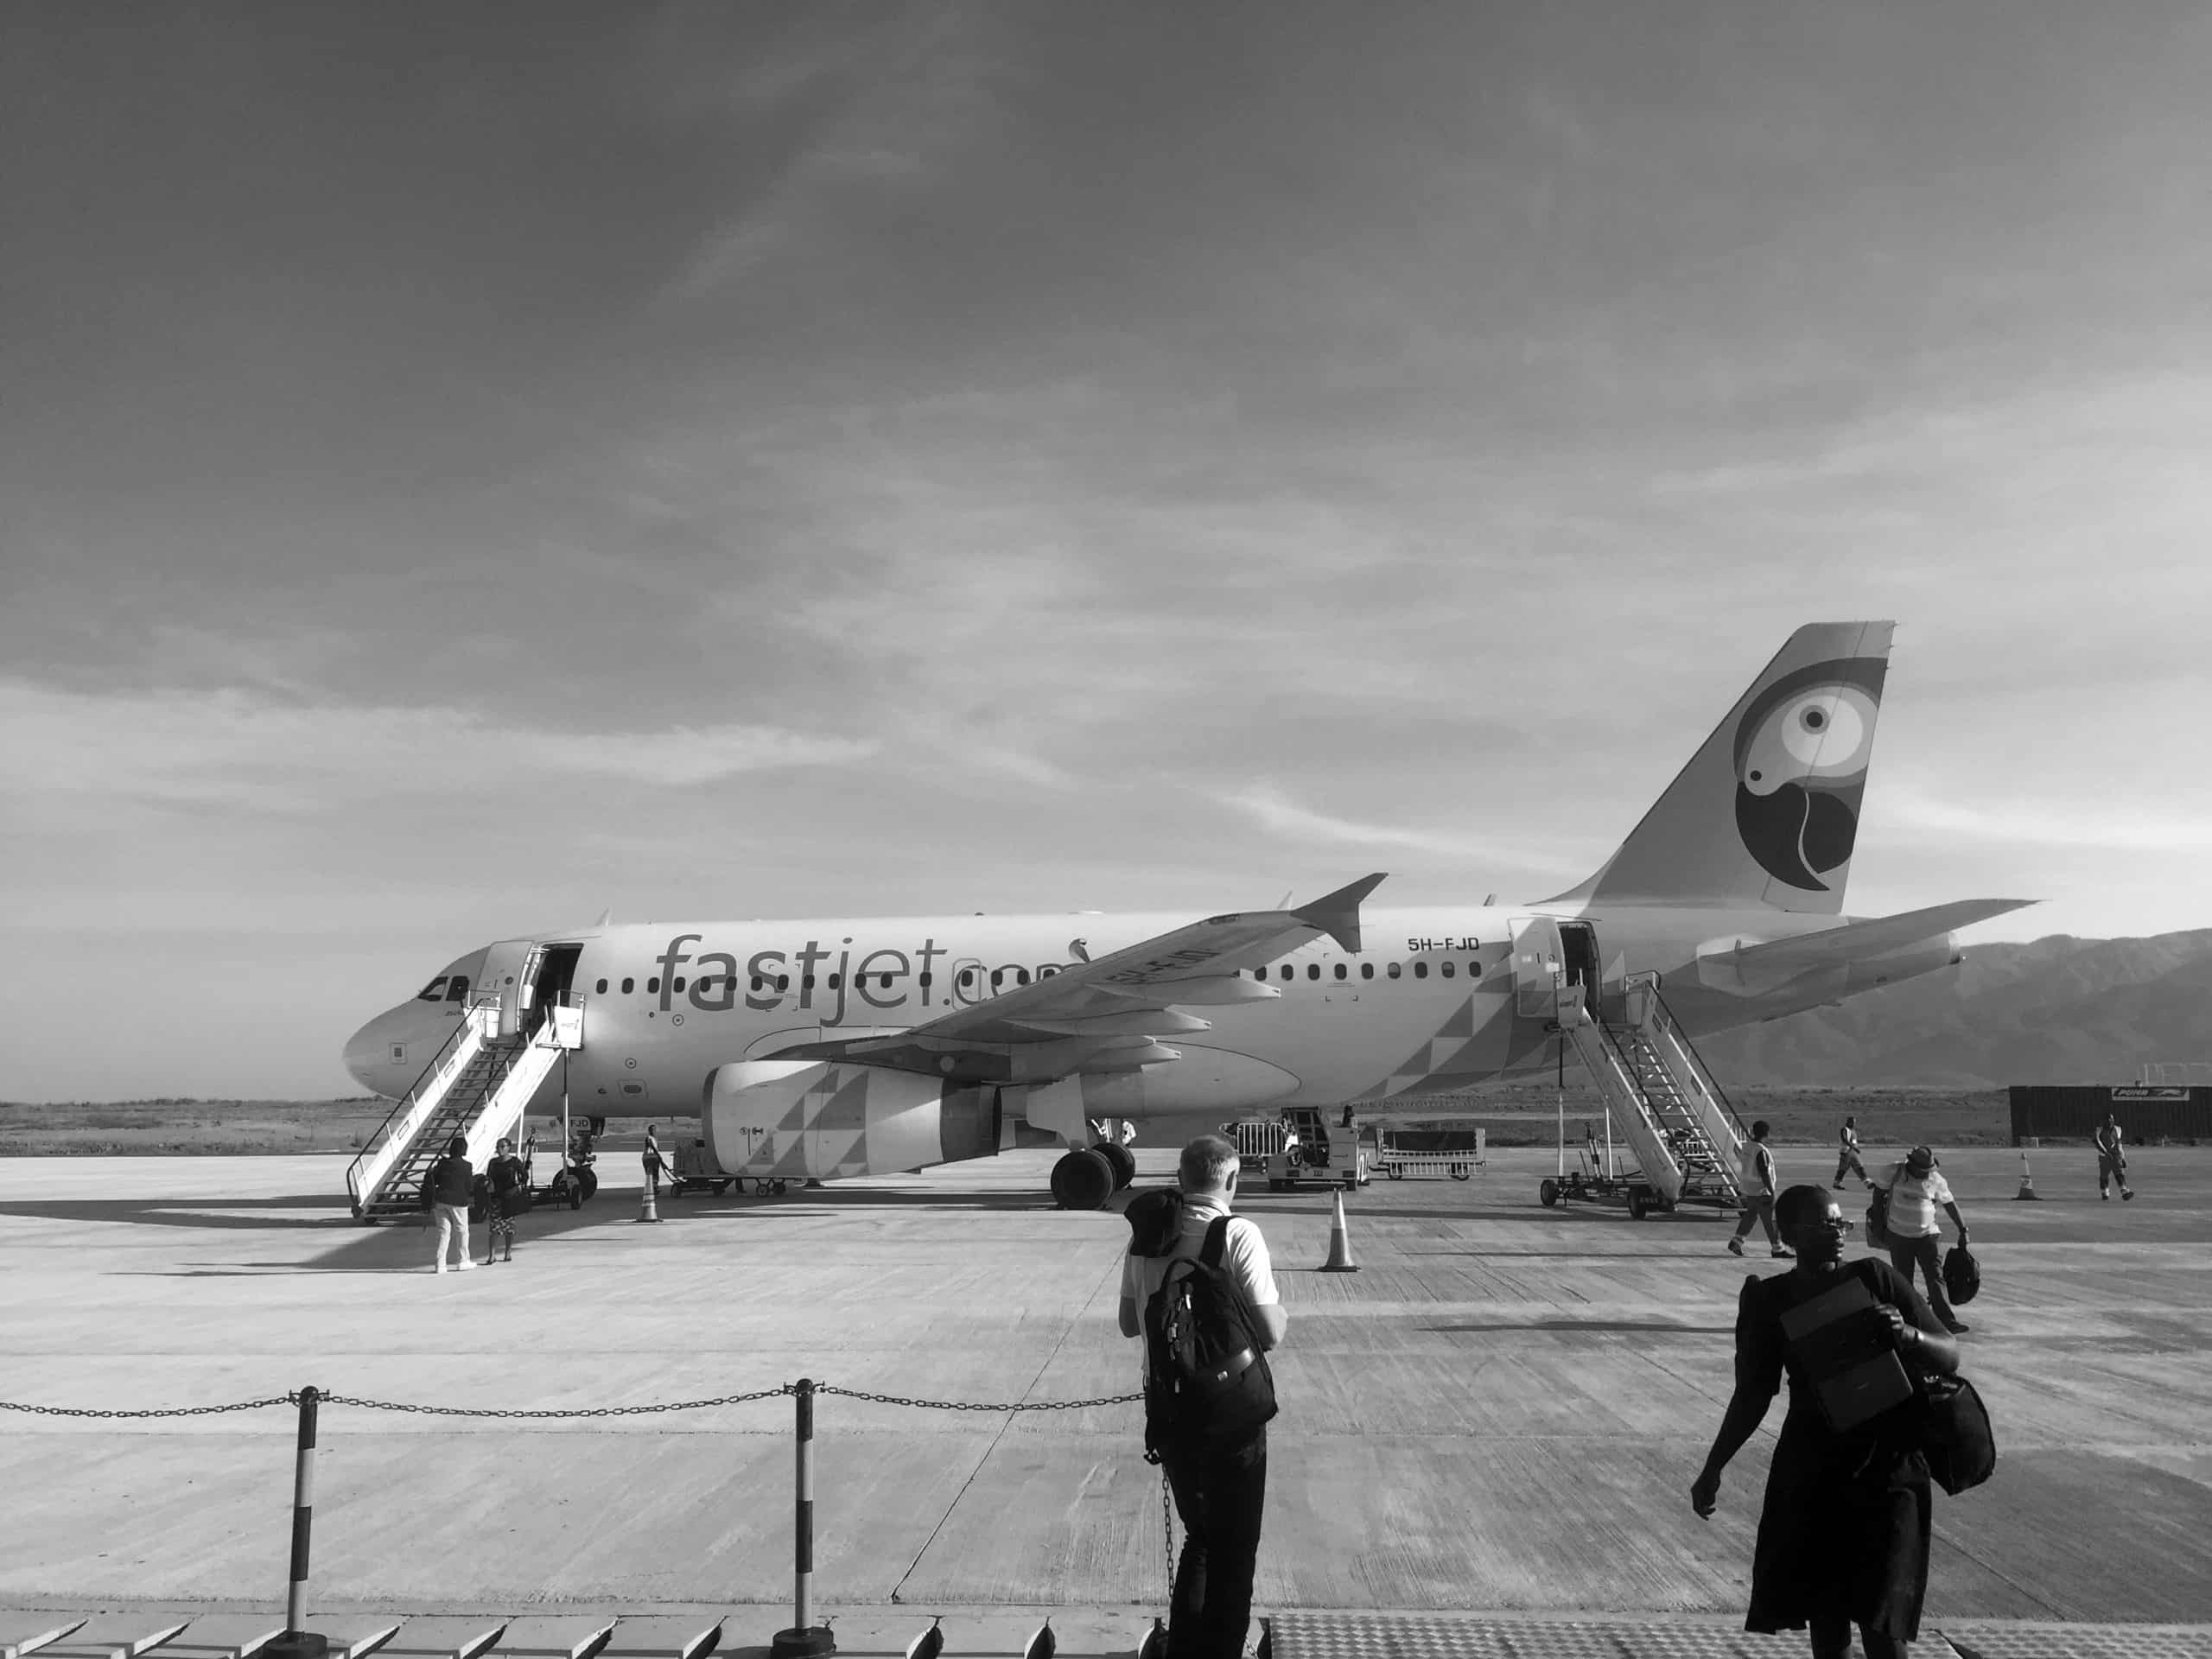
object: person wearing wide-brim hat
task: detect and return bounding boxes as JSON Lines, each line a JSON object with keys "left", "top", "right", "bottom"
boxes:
{"left": 1877, "top": 1146, "right": 1970, "bottom": 1333}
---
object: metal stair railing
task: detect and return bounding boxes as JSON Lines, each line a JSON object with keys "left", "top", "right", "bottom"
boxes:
{"left": 359, "top": 996, "right": 585, "bottom": 1217}
{"left": 1554, "top": 984, "right": 1687, "bottom": 1207}
{"left": 346, "top": 1007, "right": 497, "bottom": 1213}
{"left": 1621, "top": 971, "right": 1746, "bottom": 1200}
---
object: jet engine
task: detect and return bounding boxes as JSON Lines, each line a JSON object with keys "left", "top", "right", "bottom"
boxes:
{"left": 701, "top": 1060, "right": 1000, "bottom": 1184}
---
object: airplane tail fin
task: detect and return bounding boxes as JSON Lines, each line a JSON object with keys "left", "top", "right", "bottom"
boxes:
{"left": 1542, "top": 621, "right": 1897, "bottom": 913}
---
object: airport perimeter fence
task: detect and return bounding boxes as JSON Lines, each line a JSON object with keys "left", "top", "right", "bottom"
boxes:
{"left": 1, "top": 1376, "right": 1155, "bottom": 1659}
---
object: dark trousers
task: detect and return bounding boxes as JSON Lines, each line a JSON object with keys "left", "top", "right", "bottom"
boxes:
{"left": 2098, "top": 1151, "right": 2129, "bottom": 1194}
{"left": 1732, "top": 1192, "right": 1781, "bottom": 1247}
{"left": 1160, "top": 1427, "right": 1268, "bottom": 1659}
{"left": 1886, "top": 1233, "right": 1960, "bottom": 1327}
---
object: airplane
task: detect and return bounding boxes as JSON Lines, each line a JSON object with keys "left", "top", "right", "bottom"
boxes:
{"left": 342, "top": 620, "right": 2030, "bottom": 1211}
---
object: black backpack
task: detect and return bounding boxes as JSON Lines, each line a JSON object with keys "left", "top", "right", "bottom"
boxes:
{"left": 1141, "top": 1212, "right": 1277, "bottom": 1452}
{"left": 1942, "top": 1242, "right": 1981, "bottom": 1307}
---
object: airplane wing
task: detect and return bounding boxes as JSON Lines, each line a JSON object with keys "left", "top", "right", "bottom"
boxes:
{"left": 1700, "top": 898, "right": 2035, "bottom": 979}
{"left": 766, "top": 873, "right": 1387, "bottom": 1077}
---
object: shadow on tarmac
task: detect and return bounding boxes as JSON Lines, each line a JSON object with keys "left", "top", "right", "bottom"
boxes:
{"left": 1424, "top": 1318, "right": 1735, "bottom": 1333}
{"left": 0, "top": 1193, "right": 352, "bottom": 1230}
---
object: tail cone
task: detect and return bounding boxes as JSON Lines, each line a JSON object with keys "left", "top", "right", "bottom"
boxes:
{"left": 1319, "top": 1189, "right": 1358, "bottom": 1272}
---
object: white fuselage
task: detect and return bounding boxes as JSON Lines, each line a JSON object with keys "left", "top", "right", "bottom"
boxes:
{"left": 342, "top": 900, "right": 1959, "bottom": 1127}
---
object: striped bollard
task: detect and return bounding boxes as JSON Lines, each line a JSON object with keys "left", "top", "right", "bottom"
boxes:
{"left": 771, "top": 1379, "right": 835, "bottom": 1658}
{"left": 264, "top": 1386, "right": 331, "bottom": 1659}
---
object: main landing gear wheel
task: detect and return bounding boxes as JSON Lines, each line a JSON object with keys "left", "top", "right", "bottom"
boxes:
{"left": 1051, "top": 1148, "right": 1116, "bottom": 1211}
{"left": 1539, "top": 1178, "right": 1560, "bottom": 1207}
{"left": 1097, "top": 1142, "right": 1137, "bottom": 1192}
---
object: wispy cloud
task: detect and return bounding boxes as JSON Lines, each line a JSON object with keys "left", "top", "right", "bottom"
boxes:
{"left": 0, "top": 679, "right": 877, "bottom": 812}
{"left": 1213, "top": 784, "right": 1584, "bottom": 872}
{"left": 1880, "top": 785, "right": 2212, "bottom": 854}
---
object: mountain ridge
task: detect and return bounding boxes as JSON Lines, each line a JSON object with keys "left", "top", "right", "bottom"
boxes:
{"left": 1697, "top": 928, "right": 2212, "bottom": 1090}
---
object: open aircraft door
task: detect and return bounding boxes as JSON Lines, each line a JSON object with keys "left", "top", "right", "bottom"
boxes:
{"left": 476, "top": 938, "right": 545, "bottom": 1039}
{"left": 1510, "top": 918, "right": 1567, "bottom": 1024}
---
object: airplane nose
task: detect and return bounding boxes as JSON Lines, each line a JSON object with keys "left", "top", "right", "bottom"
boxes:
{"left": 343, "top": 1011, "right": 415, "bottom": 1096}
{"left": 342, "top": 1021, "right": 383, "bottom": 1094}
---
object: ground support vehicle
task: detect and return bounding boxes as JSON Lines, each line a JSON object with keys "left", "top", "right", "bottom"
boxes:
{"left": 1376, "top": 1127, "right": 1486, "bottom": 1181}
{"left": 1538, "top": 1119, "right": 1665, "bottom": 1218}
{"left": 1226, "top": 1107, "right": 1372, "bottom": 1191}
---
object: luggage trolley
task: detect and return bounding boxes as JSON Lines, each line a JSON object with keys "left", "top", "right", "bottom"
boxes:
{"left": 1375, "top": 1126, "right": 1487, "bottom": 1181}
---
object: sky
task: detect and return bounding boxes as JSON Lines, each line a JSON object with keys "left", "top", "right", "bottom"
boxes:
{"left": 5, "top": 2, "right": 2211, "bottom": 1101}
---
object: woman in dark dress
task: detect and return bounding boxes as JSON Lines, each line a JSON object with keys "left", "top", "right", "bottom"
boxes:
{"left": 1691, "top": 1183, "right": 1961, "bottom": 1658}
{"left": 485, "top": 1137, "right": 527, "bottom": 1264}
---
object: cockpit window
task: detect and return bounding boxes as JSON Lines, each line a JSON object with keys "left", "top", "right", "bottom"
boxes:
{"left": 416, "top": 976, "right": 448, "bottom": 1002}
{"left": 445, "top": 976, "right": 469, "bottom": 1003}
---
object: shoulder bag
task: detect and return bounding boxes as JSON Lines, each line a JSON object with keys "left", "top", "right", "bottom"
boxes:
{"left": 1918, "top": 1370, "right": 1996, "bottom": 1495}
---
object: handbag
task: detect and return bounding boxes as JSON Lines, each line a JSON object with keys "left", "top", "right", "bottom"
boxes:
{"left": 1917, "top": 1371, "right": 1996, "bottom": 1495}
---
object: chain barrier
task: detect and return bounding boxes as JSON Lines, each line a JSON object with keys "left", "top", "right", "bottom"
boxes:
{"left": 817, "top": 1384, "right": 1141, "bottom": 1412}
{"left": 1, "top": 1382, "right": 1140, "bottom": 1420}
{"left": 315, "top": 1385, "right": 795, "bottom": 1419}
{"left": 0, "top": 1395, "right": 296, "bottom": 1420}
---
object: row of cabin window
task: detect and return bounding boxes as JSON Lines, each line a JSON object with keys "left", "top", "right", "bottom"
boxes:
{"left": 1255, "top": 960, "right": 1482, "bottom": 982}
{"left": 581, "top": 959, "right": 1485, "bottom": 998}
{"left": 588, "top": 966, "right": 1051, "bottom": 996}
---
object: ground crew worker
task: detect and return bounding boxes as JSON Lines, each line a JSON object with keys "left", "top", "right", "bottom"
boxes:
{"left": 1834, "top": 1115, "right": 1870, "bottom": 1188}
{"left": 1879, "top": 1145, "right": 1971, "bottom": 1334}
{"left": 1728, "top": 1121, "right": 1789, "bottom": 1258}
{"left": 2094, "top": 1114, "right": 2133, "bottom": 1200}
{"left": 642, "top": 1124, "right": 665, "bottom": 1199}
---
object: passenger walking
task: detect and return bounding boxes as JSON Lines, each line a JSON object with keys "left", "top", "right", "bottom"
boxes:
{"left": 1834, "top": 1116, "right": 1870, "bottom": 1188}
{"left": 485, "top": 1136, "right": 526, "bottom": 1264}
{"left": 1691, "top": 1184, "right": 1961, "bottom": 1658}
{"left": 425, "top": 1135, "right": 475, "bottom": 1274}
{"left": 642, "top": 1124, "right": 666, "bottom": 1199}
{"left": 1878, "top": 1147, "right": 1972, "bottom": 1334}
{"left": 1120, "top": 1134, "right": 1287, "bottom": 1659}
{"left": 2093, "top": 1114, "right": 2133, "bottom": 1200}
{"left": 1728, "top": 1120, "right": 1790, "bottom": 1258}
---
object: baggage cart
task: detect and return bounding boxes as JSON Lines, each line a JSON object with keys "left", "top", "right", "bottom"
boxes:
{"left": 1376, "top": 1126, "right": 1486, "bottom": 1181}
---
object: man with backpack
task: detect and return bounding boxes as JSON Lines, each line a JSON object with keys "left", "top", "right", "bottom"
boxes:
{"left": 1120, "top": 1135, "right": 1286, "bottom": 1659}
{"left": 422, "top": 1135, "right": 476, "bottom": 1274}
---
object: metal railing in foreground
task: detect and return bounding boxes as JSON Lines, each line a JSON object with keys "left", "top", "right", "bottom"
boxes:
{"left": 2, "top": 1376, "right": 1146, "bottom": 1659}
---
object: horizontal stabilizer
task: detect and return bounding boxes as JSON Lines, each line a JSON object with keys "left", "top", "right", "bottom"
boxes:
{"left": 1293, "top": 872, "right": 1388, "bottom": 953}
{"left": 1707, "top": 899, "right": 2035, "bottom": 977}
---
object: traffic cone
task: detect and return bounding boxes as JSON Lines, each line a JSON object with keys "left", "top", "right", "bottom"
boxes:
{"left": 637, "top": 1181, "right": 661, "bottom": 1223}
{"left": 1319, "top": 1188, "right": 1358, "bottom": 1272}
{"left": 2013, "top": 1147, "right": 2041, "bottom": 1201}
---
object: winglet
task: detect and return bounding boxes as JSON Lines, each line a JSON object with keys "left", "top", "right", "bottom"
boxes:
{"left": 1293, "top": 873, "right": 1387, "bottom": 953}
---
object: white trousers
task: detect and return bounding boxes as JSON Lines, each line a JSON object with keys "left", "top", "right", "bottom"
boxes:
{"left": 433, "top": 1203, "right": 472, "bottom": 1268}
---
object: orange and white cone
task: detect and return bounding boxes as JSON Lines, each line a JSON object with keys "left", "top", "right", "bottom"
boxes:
{"left": 1319, "top": 1188, "right": 1358, "bottom": 1272}
{"left": 637, "top": 1181, "right": 661, "bottom": 1223}
{"left": 2012, "top": 1148, "right": 2042, "bottom": 1201}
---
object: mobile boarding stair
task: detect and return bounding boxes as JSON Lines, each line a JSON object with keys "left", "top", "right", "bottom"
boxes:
{"left": 346, "top": 996, "right": 582, "bottom": 1223}
{"left": 1541, "top": 970, "right": 1749, "bottom": 1218}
